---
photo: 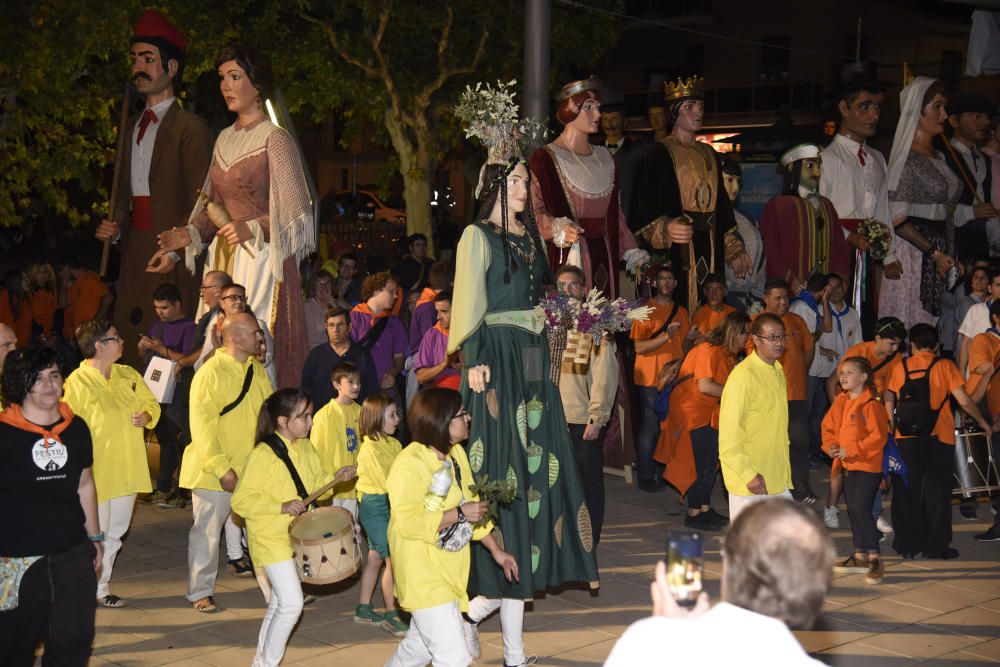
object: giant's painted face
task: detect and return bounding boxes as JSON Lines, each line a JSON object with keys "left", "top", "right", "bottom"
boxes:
{"left": 798, "top": 158, "right": 822, "bottom": 191}
{"left": 673, "top": 99, "right": 704, "bottom": 133}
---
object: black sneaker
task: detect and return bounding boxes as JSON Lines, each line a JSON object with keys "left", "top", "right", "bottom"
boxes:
{"left": 228, "top": 556, "right": 254, "bottom": 576}
{"left": 684, "top": 512, "right": 722, "bottom": 532}
{"left": 637, "top": 480, "right": 665, "bottom": 493}
{"left": 959, "top": 502, "right": 978, "bottom": 520}
{"left": 974, "top": 527, "right": 1000, "bottom": 542}
{"left": 703, "top": 508, "right": 730, "bottom": 526}
{"left": 922, "top": 548, "right": 960, "bottom": 560}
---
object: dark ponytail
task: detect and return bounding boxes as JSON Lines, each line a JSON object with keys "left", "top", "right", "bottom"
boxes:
{"left": 256, "top": 388, "right": 312, "bottom": 444}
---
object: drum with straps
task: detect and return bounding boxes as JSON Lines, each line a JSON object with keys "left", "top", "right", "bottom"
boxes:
{"left": 288, "top": 506, "right": 362, "bottom": 585}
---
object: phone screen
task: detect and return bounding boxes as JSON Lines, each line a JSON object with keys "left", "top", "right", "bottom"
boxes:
{"left": 666, "top": 531, "right": 704, "bottom": 607}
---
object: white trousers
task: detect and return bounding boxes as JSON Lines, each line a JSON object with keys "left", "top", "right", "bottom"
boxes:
{"left": 252, "top": 559, "right": 303, "bottom": 667}
{"left": 187, "top": 488, "right": 244, "bottom": 601}
{"left": 96, "top": 494, "right": 137, "bottom": 599}
{"left": 728, "top": 488, "right": 793, "bottom": 523}
{"left": 385, "top": 601, "right": 472, "bottom": 667}
{"left": 467, "top": 596, "right": 525, "bottom": 665}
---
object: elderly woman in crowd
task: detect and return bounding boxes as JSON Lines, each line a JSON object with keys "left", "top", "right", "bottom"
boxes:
{"left": 63, "top": 320, "right": 160, "bottom": 608}
{"left": 0, "top": 346, "right": 102, "bottom": 665}
{"left": 385, "top": 387, "right": 516, "bottom": 667}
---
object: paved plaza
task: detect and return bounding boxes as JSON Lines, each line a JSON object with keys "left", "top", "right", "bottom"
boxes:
{"left": 76, "top": 467, "right": 1000, "bottom": 666}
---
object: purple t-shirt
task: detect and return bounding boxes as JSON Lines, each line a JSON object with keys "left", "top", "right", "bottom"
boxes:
{"left": 408, "top": 300, "right": 437, "bottom": 352}
{"left": 349, "top": 309, "right": 407, "bottom": 381}
{"left": 149, "top": 317, "right": 197, "bottom": 355}
{"left": 413, "top": 325, "right": 459, "bottom": 384}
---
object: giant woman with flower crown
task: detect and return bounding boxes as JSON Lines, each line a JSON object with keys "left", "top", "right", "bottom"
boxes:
{"left": 449, "top": 82, "right": 599, "bottom": 666}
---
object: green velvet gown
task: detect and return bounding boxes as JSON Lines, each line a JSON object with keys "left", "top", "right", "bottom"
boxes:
{"left": 449, "top": 219, "right": 600, "bottom": 599}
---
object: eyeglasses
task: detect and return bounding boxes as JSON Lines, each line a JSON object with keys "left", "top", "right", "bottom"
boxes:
{"left": 451, "top": 409, "right": 469, "bottom": 421}
{"left": 98, "top": 335, "right": 123, "bottom": 344}
{"left": 557, "top": 280, "right": 581, "bottom": 289}
{"left": 222, "top": 294, "right": 247, "bottom": 303}
{"left": 754, "top": 334, "right": 788, "bottom": 343}
{"left": 199, "top": 284, "right": 222, "bottom": 293}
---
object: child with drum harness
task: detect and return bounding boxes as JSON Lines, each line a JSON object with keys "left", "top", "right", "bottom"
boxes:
{"left": 232, "top": 389, "right": 356, "bottom": 667}
{"left": 823, "top": 357, "right": 890, "bottom": 584}
{"left": 354, "top": 392, "right": 407, "bottom": 635}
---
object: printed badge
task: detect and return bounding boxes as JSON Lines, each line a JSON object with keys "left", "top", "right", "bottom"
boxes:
{"left": 32, "top": 437, "right": 68, "bottom": 472}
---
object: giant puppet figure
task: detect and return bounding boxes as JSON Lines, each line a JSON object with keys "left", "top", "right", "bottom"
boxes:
{"left": 96, "top": 10, "right": 213, "bottom": 367}
{"left": 529, "top": 78, "right": 646, "bottom": 299}
{"left": 759, "top": 144, "right": 854, "bottom": 290}
{"left": 153, "top": 46, "right": 314, "bottom": 388}
{"left": 818, "top": 70, "right": 894, "bottom": 338}
{"left": 629, "top": 77, "right": 747, "bottom": 309}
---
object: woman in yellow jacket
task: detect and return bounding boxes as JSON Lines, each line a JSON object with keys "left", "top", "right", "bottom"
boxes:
{"left": 822, "top": 357, "right": 889, "bottom": 585}
{"left": 354, "top": 392, "right": 406, "bottom": 634}
{"left": 62, "top": 319, "right": 160, "bottom": 608}
{"left": 385, "top": 387, "right": 517, "bottom": 667}
{"left": 232, "top": 388, "right": 355, "bottom": 667}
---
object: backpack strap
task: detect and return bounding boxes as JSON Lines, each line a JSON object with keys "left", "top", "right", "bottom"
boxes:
{"left": 261, "top": 433, "right": 313, "bottom": 506}
{"left": 220, "top": 363, "right": 254, "bottom": 417}
{"left": 359, "top": 316, "right": 390, "bottom": 352}
{"left": 650, "top": 302, "right": 681, "bottom": 339}
{"left": 872, "top": 350, "right": 898, "bottom": 375}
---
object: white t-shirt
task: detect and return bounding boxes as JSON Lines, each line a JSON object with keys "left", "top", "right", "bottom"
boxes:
{"left": 959, "top": 301, "right": 990, "bottom": 340}
{"left": 604, "top": 602, "right": 824, "bottom": 666}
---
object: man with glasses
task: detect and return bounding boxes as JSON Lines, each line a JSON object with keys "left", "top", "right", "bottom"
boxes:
{"left": 301, "top": 307, "right": 378, "bottom": 410}
{"left": 719, "top": 312, "right": 793, "bottom": 521}
{"left": 751, "top": 278, "right": 818, "bottom": 504}
{"left": 195, "top": 283, "right": 276, "bottom": 386}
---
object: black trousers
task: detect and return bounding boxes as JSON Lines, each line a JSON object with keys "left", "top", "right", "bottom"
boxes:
{"left": 687, "top": 426, "right": 720, "bottom": 509}
{"left": 0, "top": 540, "right": 96, "bottom": 667}
{"left": 844, "top": 469, "right": 883, "bottom": 554}
{"left": 788, "top": 400, "right": 814, "bottom": 499}
{"left": 891, "top": 436, "right": 955, "bottom": 556}
{"left": 155, "top": 407, "right": 188, "bottom": 493}
{"left": 569, "top": 422, "right": 606, "bottom": 544}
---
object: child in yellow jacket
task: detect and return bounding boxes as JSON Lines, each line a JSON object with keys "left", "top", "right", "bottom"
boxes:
{"left": 311, "top": 361, "right": 362, "bottom": 518}
{"left": 232, "top": 389, "right": 355, "bottom": 667}
{"left": 354, "top": 392, "right": 406, "bottom": 635}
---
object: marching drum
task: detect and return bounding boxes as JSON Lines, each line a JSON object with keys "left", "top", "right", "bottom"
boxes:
{"left": 953, "top": 429, "right": 999, "bottom": 496}
{"left": 288, "top": 506, "right": 362, "bottom": 585}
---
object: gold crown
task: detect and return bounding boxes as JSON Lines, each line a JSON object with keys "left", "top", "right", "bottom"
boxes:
{"left": 664, "top": 76, "right": 704, "bottom": 103}
{"left": 556, "top": 77, "right": 600, "bottom": 103}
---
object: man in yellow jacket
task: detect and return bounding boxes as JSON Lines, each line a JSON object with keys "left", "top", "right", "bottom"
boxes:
{"left": 180, "top": 312, "right": 274, "bottom": 612}
{"left": 719, "top": 313, "right": 793, "bottom": 521}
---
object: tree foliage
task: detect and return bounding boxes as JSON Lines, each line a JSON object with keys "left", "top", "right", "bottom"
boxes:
{"left": 0, "top": 0, "right": 623, "bottom": 236}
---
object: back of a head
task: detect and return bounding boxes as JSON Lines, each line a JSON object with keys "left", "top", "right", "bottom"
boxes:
{"left": 221, "top": 311, "right": 255, "bottom": 344}
{"left": 722, "top": 499, "right": 834, "bottom": 630}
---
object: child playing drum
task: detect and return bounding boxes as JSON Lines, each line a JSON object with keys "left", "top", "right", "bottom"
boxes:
{"left": 354, "top": 392, "right": 407, "bottom": 635}
{"left": 232, "top": 389, "right": 355, "bottom": 667}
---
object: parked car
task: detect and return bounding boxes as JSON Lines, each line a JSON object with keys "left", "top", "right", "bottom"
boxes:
{"left": 333, "top": 189, "right": 406, "bottom": 226}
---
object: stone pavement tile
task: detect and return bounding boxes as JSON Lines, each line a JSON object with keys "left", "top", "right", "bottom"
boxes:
{"left": 293, "top": 639, "right": 399, "bottom": 666}
{"left": 882, "top": 582, "right": 1000, "bottom": 615}
{"left": 95, "top": 627, "right": 229, "bottom": 666}
{"left": 816, "top": 640, "right": 916, "bottom": 665}
{"left": 852, "top": 624, "right": 988, "bottom": 660}
{"left": 920, "top": 650, "right": 1000, "bottom": 665}
{"left": 295, "top": 616, "right": 394, "bottom": 647}
{"left": 544, "top": 637, "right": 618, "bottom": 666}
{"left": 828, "top": 597, "right": 942, "bottom": 632}
{"left": 958, "top": 637, "right": 1000, "bottom": 662}
{"left": 190, "top": 643, "right": 258, "bottom": 666}
{"left": 921, "top": 604, "right": 1000, "bottom": 640}
{"left": 482, "top": 619, "right": 616, "bottom": 661}
{"left": 825, "top": 579, "right": 910, "bottom": 609}
{"left": 945, "top": 576, "right": 1000, "bottom": 598}
{"left": 794, "top": 615, "right": 877, "bottom": 653}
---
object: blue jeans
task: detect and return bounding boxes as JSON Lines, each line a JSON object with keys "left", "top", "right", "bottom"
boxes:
{"left": 634, "top": 386, "right": 663, "bottom": 485}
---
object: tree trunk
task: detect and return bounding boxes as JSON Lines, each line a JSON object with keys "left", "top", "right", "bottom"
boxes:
{"left": 385, "top": 111, "right": 437, "bottom": 255}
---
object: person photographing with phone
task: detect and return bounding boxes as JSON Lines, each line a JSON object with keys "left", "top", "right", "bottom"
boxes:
{"left": 604, "top": 499, "right": 832, "bottom": 666}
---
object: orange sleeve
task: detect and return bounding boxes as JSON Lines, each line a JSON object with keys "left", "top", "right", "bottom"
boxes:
{"left": 850, "top": 400, "right": 889, "bottom": 463}
{"left": 631, "top": 317, "right": 653, "bottom": 341}
{"left": 821, "top": 396, "right": 843, "bottom": 456}
{"left": 676, "top": 308, "right": 690, "bottom": 342}
{"left": 887, "top": 363, "right": 905, "bottom": 395}
{"left": 796, "top": 315, "right": 814, "bottom": 357}
{"left": 938, "top": 359, "right": 965, "bottom": 395}
{"left": 690, "top": 344, "right": 715, "bottom": 380}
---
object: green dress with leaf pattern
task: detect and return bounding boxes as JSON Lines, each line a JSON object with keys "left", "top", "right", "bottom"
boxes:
{"left": 449, "top": 219, "right": 599, "bottom": 599}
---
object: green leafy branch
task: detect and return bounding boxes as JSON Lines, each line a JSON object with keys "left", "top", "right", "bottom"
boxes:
{"left": 470, "top": 473, "right": 518, "bottom": 525}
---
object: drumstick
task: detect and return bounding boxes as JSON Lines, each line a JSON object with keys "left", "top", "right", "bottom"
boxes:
{"left": 302, "top": 478, "right": 341, "bottom": 506}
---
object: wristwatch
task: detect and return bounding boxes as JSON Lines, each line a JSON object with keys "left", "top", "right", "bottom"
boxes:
{"left": 456, "top": 506, "right": 467, "bottom": 524}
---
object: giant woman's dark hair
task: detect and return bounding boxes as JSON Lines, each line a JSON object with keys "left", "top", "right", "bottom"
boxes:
{"left": 475, "top": 159, "right": 547, "bottom": 284}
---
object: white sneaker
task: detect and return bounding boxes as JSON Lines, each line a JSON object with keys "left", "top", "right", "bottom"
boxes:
{"left": 463, "top": 621, "right": 480, "bottom": 660}
{"left": 824, "top": 506, "right": 840, "bottom": 529}
{"left": 876, "top": 515, "right": 893, "bottom": 533}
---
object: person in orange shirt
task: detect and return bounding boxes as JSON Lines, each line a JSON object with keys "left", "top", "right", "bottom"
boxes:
{"left": 59, "top": 256, "right": 111, "bottom": 340}
{"left": 965, "top": 300, "right": 1000, "bottom": 420}
{"left": 689, "top": 273, "right": 736, "bottom": 337}
{"left": 884, "top": 324, "right": 993, "bottom": 560}
{"left": 750, "top": 278, "right": 816, "bottom": 503}
{"left": 656, "top": 311, "right": 750, "bottom": 530}
{"left": 823, "top": 357, "right": 890, "bottom": 584}
{"left": 28, "top": 263, "right": 58, "bottom": 343}
{"left": 822, "top": 316, "right": 906, "bottom": 530}
{"left": 631, "top": 264, "right": 689, "bottom": 492}
{"left": 0, "top": 270, "right": 32, "bottom": 347}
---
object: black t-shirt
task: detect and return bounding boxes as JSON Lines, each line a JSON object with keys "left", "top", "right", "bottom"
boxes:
{"left": 0, "top": 416, "right": 93, "bottom": 556}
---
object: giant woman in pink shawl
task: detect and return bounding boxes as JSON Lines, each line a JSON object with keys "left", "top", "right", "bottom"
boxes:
{"left": 529, "top": 79, "right": 646, "bottom": 298}
{"left": 153, "top": 45, "right": 314, "bottom": 387}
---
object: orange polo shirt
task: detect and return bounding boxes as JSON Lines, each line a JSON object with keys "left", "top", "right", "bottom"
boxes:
{"left": 64, "top": 271, "right": 108, "bottom": 338}
{"left": 690, "top": 303, "right": 736, "bottom": 336}
{"left": 821, "top": 391, "right": 889, "bottom": 473}
{"left": 838, "top": 341, "right": 901, "bottom": 397}
{"left": 886, "top": 350, "right": 964, "bottom": 444}
{"left": 965, "top": 331, "right": 1000, "bottom": 419}
{"left": 30, "top": 288, "right": 57, "bottom": 335}
{"left": 631, "top": 299, "right": 689, "bottom": 387}
{"left": 749, "top": 311, "right": 813, "bottom": 401}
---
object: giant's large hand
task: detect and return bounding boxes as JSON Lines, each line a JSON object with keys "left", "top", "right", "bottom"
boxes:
{"left": 218, "top": 220, "right": 252, "bottom": 246}
{"left": 158, "top": 226, "right": 192, "bottom": 252}
{"left": 146, "top": 251, "right": 176, "bottom": 274}
{"left": 467, "top": 365, "right": 491, "bottom": 393}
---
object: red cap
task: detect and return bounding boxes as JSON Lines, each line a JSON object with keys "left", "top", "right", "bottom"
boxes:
{"left": 132, "top": 9, "right": 186, "bottom": 53}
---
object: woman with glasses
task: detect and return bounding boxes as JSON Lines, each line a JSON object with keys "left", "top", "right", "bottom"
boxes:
{"left": 385, "top": 387, "right": 516, "bottom": 666}
{"left": 63, "top": 320, "right": 161, "bottom": 607}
